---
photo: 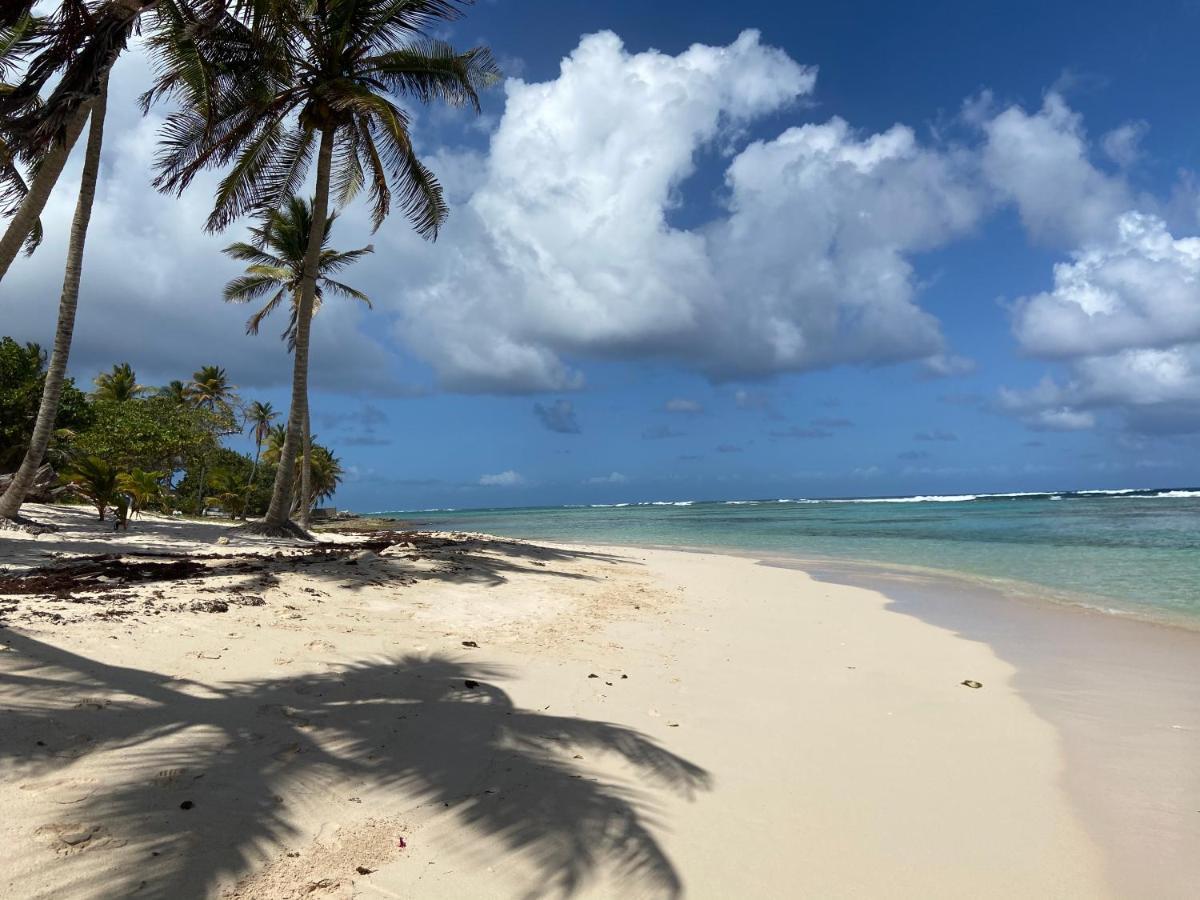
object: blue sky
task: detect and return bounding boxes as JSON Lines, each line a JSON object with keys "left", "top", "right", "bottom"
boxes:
{"left": 5, "top": 0, "right": 1200, "bottom": 509}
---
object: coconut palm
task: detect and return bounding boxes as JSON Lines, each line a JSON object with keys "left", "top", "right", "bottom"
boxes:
{"left": 185, "top": 363, "right": 239, "bottom": 515}
{"left": 93, "top": 361, "right": 145, "bottom": 402}
{"left": 0, "top": 9, "right": 49, "bottom": 268}
{"left": 147, "top": 0, "right": 498, "bottom": 536}
{"left": 223, "top": 196, "right": 373, "bottom": 346}
{"left": 117, "top": 468, "right": 165, "bottom": 517}
{"left": 224, "top": 195, "right": 371, "bottom": 525}
{"left": 62, "top": 455, "right": 119, "bottom": 521}
{"left": 157, "top": 379, "right": 189, "bottom": 404}
{"left": 186, "top": 364, "right": 237, "bottom": 415}
{"left": 0, "top": 1, "right": 153, "bottom": 282}
{"left": 0, "top": 76, "right": 109, "bottom": 528}
{"left": 244, "top": 399, "right": 277, "bottom": 488}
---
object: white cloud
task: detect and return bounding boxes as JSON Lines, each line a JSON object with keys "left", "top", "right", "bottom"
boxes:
{"left": 979, "top": 92, "right": 1129, "bottom": 245}
{"left": 1013, "top": 212, "right": 1200, "bottom": 359}
{"left": 1101, "top": 122, "right": 1147, "bottom": 169}
{"left": 479, "top": 470, "right": 525, "bottom": 486}
{"left": 664, "top": 398, "right": 703, "bottom": 413}
{"left": 395, "top": 31, "right": 982, "bottom": 391}
{"left": 984, "top": 95, "right": 1200, "bottom": 433}
{"left": 920, "top": 353, "right": 977, "bottom": 378}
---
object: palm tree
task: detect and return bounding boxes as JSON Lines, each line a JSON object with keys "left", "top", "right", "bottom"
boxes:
{"left": 0, "top": 76, "right": 109, "bottom": 528}
{"left": 148, "top": 0, "right": 498, "bottom": 536}
{"left": 224, "top": 195, "right": 372, "bottom": 526}
{"left": 93, "top": 362, "right": 145, "bottom": 402}
{"left": 0, "top": 10, "right": 51, "bottom": 270}
{"left": 185, "top": 364, "right": 238, "bottom": 514}
{"left": 224, "top": 196, "right": 373, "bottom": 346}
{"left": 244, "top": 399, "right": 277, "bottom": 489}
{"left": 63, "top": 455, "right": 120, "bottom": 521}
{"left": 186, "top": 364, "right": 237, "bottom": 415}
{"left": 157, "top": 380, "right": 189, "bottom": 404}
{"left": 0, "top": 1, "right": 153, "bottom": 283}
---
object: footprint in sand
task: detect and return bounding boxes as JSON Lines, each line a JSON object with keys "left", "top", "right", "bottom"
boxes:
{"left": 19, "top": 778, "right": 96, "bottom": 805}
{"left": 152, "top": 768, "right": 187, "bottom": 787}
{"left": 34, "top": 823, "right": 124, "bottom": 855}
{"left": 306, "top": 639, "right": 336, "bottom": 652}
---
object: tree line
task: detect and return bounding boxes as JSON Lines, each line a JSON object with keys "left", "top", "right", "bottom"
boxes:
{"left": 0, "top": 339, "right": 342, "bottom": 524}
{"left": 0, "top": 0, "right": 498, "bottom": 536}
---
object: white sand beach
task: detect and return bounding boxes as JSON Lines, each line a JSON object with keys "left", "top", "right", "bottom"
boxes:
{"left": 1, "top": 505, "right": 1197, "bottom": 899}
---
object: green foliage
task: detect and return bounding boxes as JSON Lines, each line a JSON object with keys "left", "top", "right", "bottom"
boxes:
{"left": 224, "top": 197, "right": 373, "bottom": 348}
{"left": 71, "top": 396, "right": 222, "bottom": 478}
{"left": 176, "top": 447, "right": 271, "bottom": 518}
{"left": 0, "top": 336, "right": 92, "bottom": 471}
{"left": 63, "top": 456, "right": 119, "bottom": 521}
{"left": 146, "top": 0, "right": 500, "bottom": 234}
{"left": 117, "top": 468, "right": 165, "bottom": 516}
{"left": 93, "top": 362, "right": 145, "bottom": 402}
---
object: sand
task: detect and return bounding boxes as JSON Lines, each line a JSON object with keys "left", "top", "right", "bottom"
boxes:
{"left": 0, "top": 504, "right": 1197, "bottom": 898}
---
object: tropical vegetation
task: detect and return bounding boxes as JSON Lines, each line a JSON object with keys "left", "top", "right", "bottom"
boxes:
{"left": 0, "top": 0, "right": 498, "bottom": 534}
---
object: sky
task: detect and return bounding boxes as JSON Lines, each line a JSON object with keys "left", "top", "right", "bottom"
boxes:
{"left": 4, "top": 0, "right": 1200, "bottom": 510}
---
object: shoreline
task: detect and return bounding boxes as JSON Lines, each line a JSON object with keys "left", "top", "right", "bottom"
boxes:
{"left": 2, "top": 506, "right": 1198, "bottom": 897}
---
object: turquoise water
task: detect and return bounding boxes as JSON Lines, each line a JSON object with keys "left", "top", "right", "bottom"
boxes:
{"left": 385, "top": 489, "right": 1200, "bottom": 625}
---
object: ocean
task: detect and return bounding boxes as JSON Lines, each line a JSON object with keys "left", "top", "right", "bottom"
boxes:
{"left": 383, "top": 488, "right": 1200, "bottom": 627}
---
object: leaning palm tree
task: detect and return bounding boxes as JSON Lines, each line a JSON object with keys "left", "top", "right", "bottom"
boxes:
{"left": 0, "top": 0, "right": 153, "bottom": 282}
{"left": 224, "top": 195, "right": 372, "bottom": 525}
{"left": 147, "top": 0, "right": 498, "bottom": 537}
{"left": 93, "top": 361, "right": 145, "bottom": 402}
{"left": 243, "top": 399, "right": 277, "bottom": 489}
{"left": 0, "top": 76, "right": 109, "bottom": 528}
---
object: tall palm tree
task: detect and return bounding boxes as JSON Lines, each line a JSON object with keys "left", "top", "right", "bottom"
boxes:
{"left": 93, "top": 361, "right": 145, "bottom": 402}
{"left": 148, "top": 0, "right": 498, "bottom": 536}
{"left": 0, "top": 0, "right": 154, "bottom": 283}
{"left": 0, "top": 9, "right": 51, "bottom": 271}
{"left": 0, "top": 76, "right": 109, "bottom": 527}
{"left": 224, "top": 195, "right": 371, "bottom": 526}
{"left": 185, "top": 364, "right": 238, "bottom": 514}
{"left": 244, "top": 399, "right": 277, "bottom": 489}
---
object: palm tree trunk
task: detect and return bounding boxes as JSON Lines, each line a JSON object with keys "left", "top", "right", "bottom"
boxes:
{"left": 0, "top": 104, "right": 91, "bottom": 284}
{"left": 299, "top": 401, "right": 312, "bottom": 528}
{"left": 255, "top": 127, "right": 334, "bottom": 536}
{"left": 0, "top": 80, "right": 108, "bottom": 527}
{"left": 248, "top": 440, "right": 262, "bottom": 488}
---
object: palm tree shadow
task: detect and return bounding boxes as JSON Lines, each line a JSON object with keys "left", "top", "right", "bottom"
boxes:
{"left": 0, "top": 632, "right": 710, "bottom": 898}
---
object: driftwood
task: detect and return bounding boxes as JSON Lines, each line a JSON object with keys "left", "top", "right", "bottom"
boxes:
{"left": 0, "top": 463, "right": 63, "bottom": 503}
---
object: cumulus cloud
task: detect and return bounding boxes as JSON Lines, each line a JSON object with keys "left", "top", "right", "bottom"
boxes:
{"left": 985, "top": 94, "right": 1200, "bottom": 433}
{"left": 1012, "top": 213, "right": 1200, "bottom": 359}
{"left": 533, "top": 399, "right": 581, "bottom": 434}
{"left": 479, "top": 470, "right": 524, "bottom": 486}
{"left": 395, "top": 31, "right": 982, "bottom": 391}
{"left": 978, "top": 92, "right": 1130, "bottom": 246}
